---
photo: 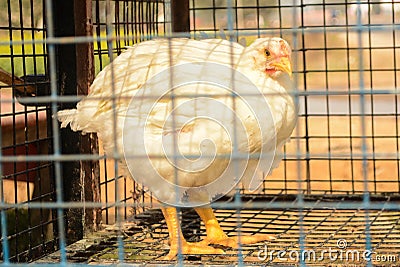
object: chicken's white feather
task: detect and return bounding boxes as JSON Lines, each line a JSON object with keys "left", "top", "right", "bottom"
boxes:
{"left": 58, "top": 37, "right": 297, "bottom": 203}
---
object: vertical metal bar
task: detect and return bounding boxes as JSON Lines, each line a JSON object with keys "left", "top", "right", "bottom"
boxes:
{"left": 43, "top": 0, "right": 58, "bottom": 256}
{"left": 322, "top": 0, "right": 333, "bottom": 193}
{"left": 167, "top": 1, "right": 182, "bottom": 262}
{"left": 212, "top": 0, "right": 217, "bottom": 38}
{"left": 94, "top": 0, "right": 104, "bottom": 71}
{"left": 123, "top": 0, "right": 128, "bottom": 47}
{"left": 294, "top": 1, "right": 305, "bottom": 266}
{"left": 115, "top": 0, "right": 121, "bottom": 53}
{"left": 102, "top": 0, "right": 125, "bottom": 262}
{"left": 0, "top": 153, "right": 9, "bottom": 264}
{"left": 0, "top": 23, "right": 10, "bottom": 256}
{"left": 366, "top": 3, "right": 377, "bottom": 195}
{"left": 225, "top": 1, "right": 244, "bottom": 265}
{"left": 8, "top": 0, "right": 19, "bottom": 258}
{"left": 164, "top": 0, "right": 172, "bottom": 35}
{"left": 93, "top": 0, "right": 111, "bottom": 225}
{"left": 134, "top": 0, "right": 138, "bottom": 43}
{"left": 45, "top": 0, "right": 68, "bottom": 262}
{"left": 171, "top": 0, "right": 190, "bottom": 33}
{"left": 297, "top": 1, "right": 311, "bottom": 195}
{"left": 355, "top": 1, "right": 372, "bottom": 266}
{"left": 168, "top": 0, "right": 200, "bottom": 258}
{"left": 256, "top": 0, "right": 260, "bottom": 37}
{"left": 393, "top": 1, "right": 400, "bottom": 194}
{"left": 139, "top": 2, "right": 144, "bottom": 41}
{"left": 344, "top": 0, "right": 356, "bottom": 194}
{"left": 153, "top": 1, "right": 158, "bottom": 36}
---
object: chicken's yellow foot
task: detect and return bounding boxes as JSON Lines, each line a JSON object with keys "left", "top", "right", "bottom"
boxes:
{"left": 195, "top": 207, "right": 275, "bottom": 248}
{"left": 161, "top": 207, "right": 224, "bottom": 260}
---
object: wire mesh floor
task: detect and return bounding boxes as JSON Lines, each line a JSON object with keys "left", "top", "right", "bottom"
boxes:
{"left": 36, "top": 195, "right": 400, "bottom": 266}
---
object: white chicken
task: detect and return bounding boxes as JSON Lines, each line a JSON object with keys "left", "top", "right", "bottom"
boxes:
{"left": 57, "top": 37, "right": 297, "bottom": 259}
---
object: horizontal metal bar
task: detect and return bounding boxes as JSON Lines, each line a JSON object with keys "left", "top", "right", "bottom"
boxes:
{"left": 1, "top": 24, "right": 399, "bottom": 47}
{"left": 0, "top": 151, "right": 399, "bottom": 163}
{"left": 1, "top": 89, "right": 400, "bottom": 107}
{"left": 0, "top": 264, "right": 111, "bottom": 267}
{"left": 0, "top": 154, "right": 106, "bottom": 162}
{"left": 0, "top": 199, "right": 399, "bottom": 210}
{"left": 189, "top": 1, "right": 393, "bottom": 9}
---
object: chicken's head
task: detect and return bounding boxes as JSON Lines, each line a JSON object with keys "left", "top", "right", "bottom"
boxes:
{"left": 246, "top": 37, "right": 292, "bottom": 78}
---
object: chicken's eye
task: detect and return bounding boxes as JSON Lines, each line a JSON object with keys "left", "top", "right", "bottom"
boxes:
{"left": 265, "top": 49, "right": 271, "bottom": 57}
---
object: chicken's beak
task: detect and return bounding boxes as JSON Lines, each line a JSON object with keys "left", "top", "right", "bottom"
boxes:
{"left": 272, "top": 57, "right": 292, "bottom": 78}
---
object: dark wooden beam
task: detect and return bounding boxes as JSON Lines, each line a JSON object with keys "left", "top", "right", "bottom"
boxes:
{"left": 0, "top": 67, "right": 36, "bottom": 95}
{"left": 74, "top": 0, "right": 101, "bottom": 233}
{"left": 171, "top": 0, "right": 190, "bottom": 33}
{"left": 53, "top": 0, "right": 100, "bottom": 243}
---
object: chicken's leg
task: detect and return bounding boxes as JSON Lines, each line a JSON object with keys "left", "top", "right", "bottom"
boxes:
{"left": 161, "top": 207, "right": 224, "bottom": 260}
{"left": 195, "top": 207, "right": 274, "bottom": 248}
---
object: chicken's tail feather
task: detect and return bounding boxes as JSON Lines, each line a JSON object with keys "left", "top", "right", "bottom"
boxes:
{"left": 57, "top": 109, "right": 80, "bottom": 131}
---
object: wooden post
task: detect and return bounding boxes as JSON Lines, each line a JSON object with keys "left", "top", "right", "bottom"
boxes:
{"left": 171, "top": 0, "right": 190, "bottom": 33}
{"left": 53, "top": 0, "right": 100, "bottom": 243}
{"left": 73, "top": 0, "right": 101, "bottom": 234}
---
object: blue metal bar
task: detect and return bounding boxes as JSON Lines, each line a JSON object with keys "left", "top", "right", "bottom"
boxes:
{"left": 355, "top": 1, "right": 372, "bottom": 267}
{"left": 44, "top": 0, "right": 67, "bottom": 263}
{"left": 294, "top": 1, "right": 306, "bottom": 266}
{"left": 102, "top": 0, "right": 125, "bottom": 263}
{"left": 1, "top": 24, "right": 400, "bottom": 47}
{"left": 0, "top": 199, "right": 399, "bottom": 211}
{"left": 0, "top": 97, "right": 10, "bottom": 264}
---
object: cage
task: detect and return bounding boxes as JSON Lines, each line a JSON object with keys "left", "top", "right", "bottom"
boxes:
{"left": 1, "top": 0, "right": 400, "bottom": 266}
{"left": 0, "top": 0, "right": 57, "bottom": 262}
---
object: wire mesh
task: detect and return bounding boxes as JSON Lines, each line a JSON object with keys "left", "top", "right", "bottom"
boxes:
{"left": 92, "top": 0, "right": 168, "bottom": 225}
{"left": 36, "top": 195, "right": 400, "bottom": 265}
{"left": 188, "top": 0, "right": 400, "bottom": 196}
{"left": 0, "top": 0, "right": 58, "bottom": 262}
{"left": 0, "top": 0, "right": 399, "bottom": 266}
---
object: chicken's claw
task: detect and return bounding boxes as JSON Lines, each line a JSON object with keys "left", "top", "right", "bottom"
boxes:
{"left": 161, "top": 241, "right": 225, "bottom": 260}
{"left": 201, "top": 234, "right": 275, "bottom": 248}
{"left": 195, "top": 207, "right": 275, "bottom": 249}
